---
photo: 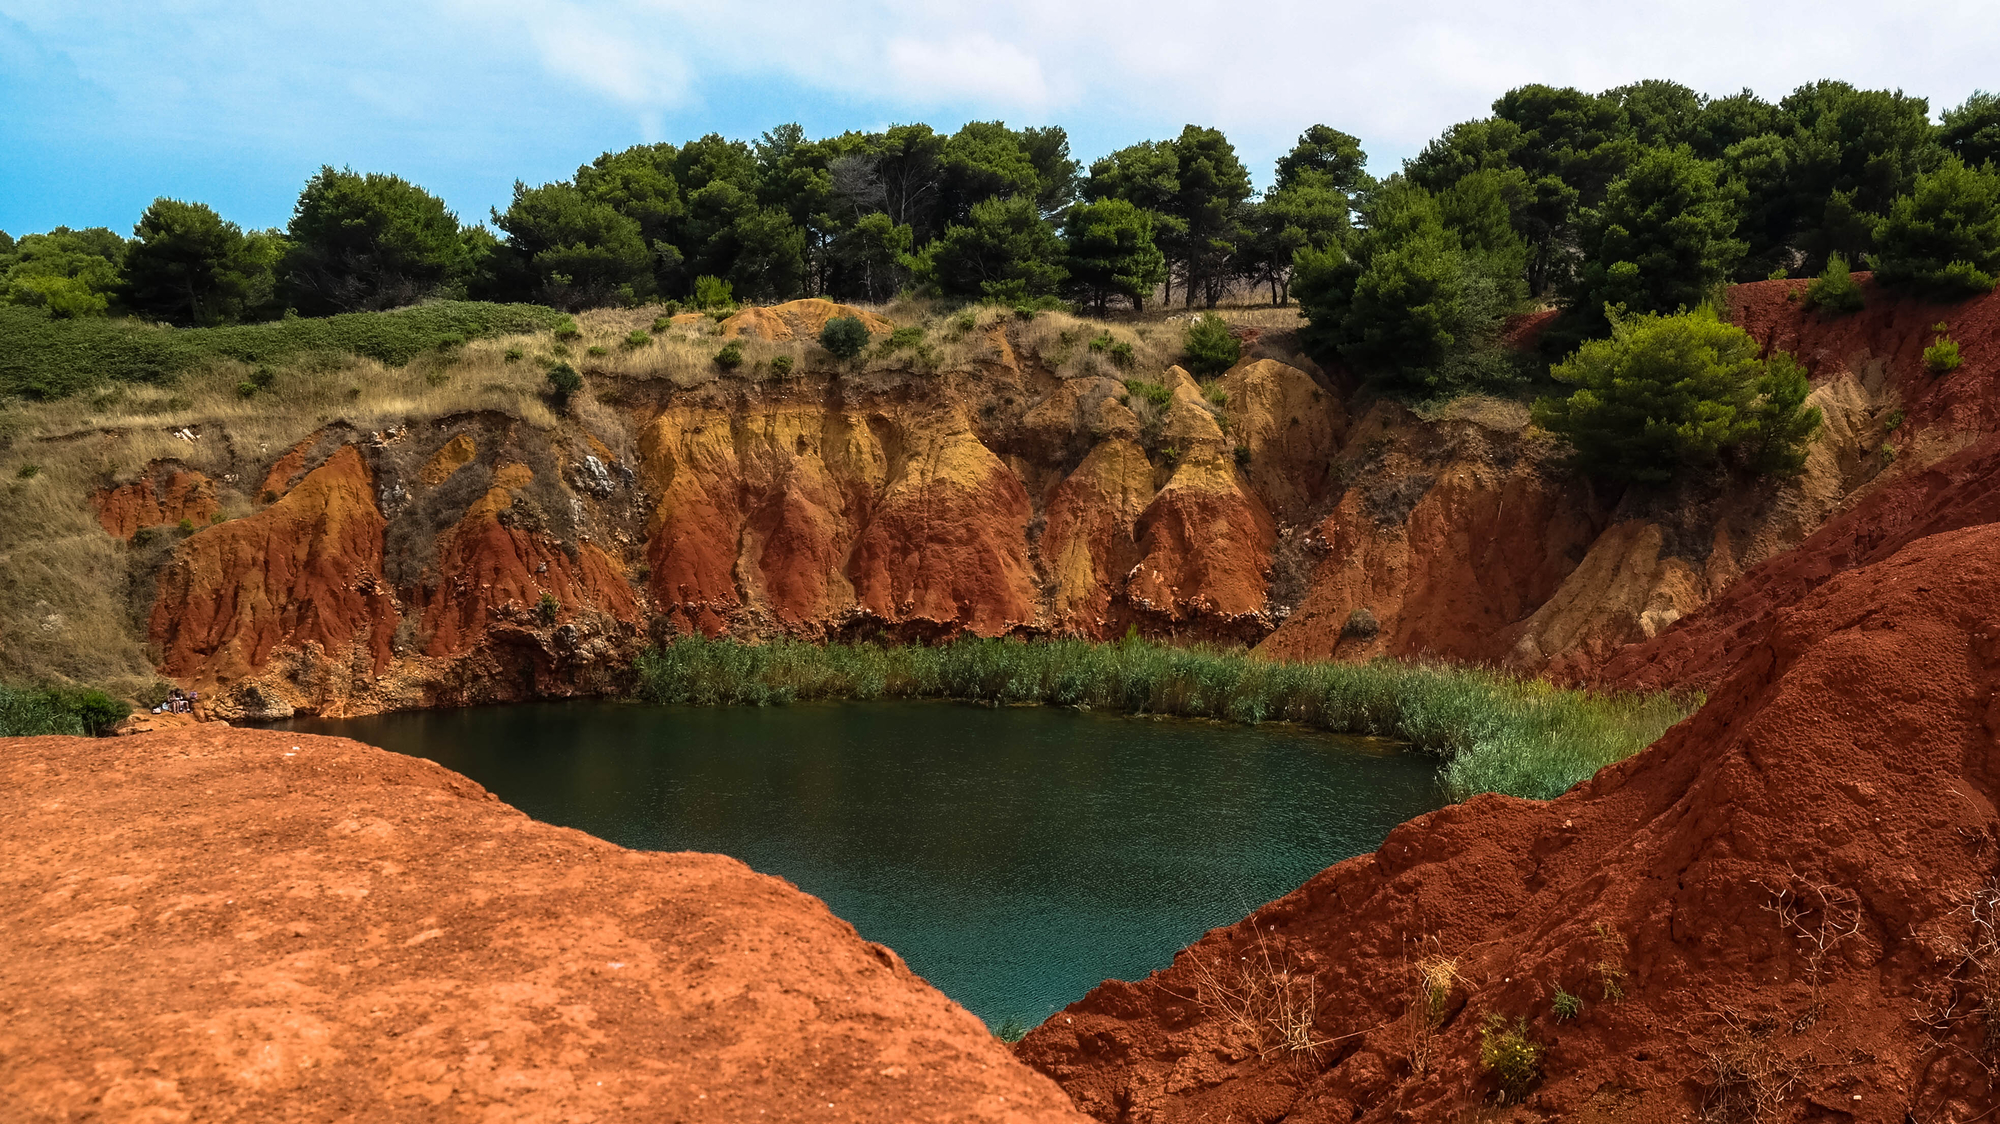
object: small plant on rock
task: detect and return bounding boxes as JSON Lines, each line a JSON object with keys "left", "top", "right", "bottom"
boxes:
{"left": 1927, "top": 323, "right": 1963, "bottom": 374}
{"left": 820, "top": 315, "right": 870, "bottom": 361}
{"left": 1803, "top": 253, "right": 1865, "bottom": 315}
{"left": 1479, "top": 1014, "right": 1545, "bottom": 1104}
{"left": 770, "top": 354, "right": 794, "bottom": 376}
{"left": 536, "top": 593, "right": 560, "bottom": 624}
{"left": 1594, "top": 923, "right": 1629, "bottom": 1002}
{"left": 1552, "top": 984, "right": 1583, "bottom": 1022}
{"left": 1234, "top": 444, "right": 1252, "bottom": 467}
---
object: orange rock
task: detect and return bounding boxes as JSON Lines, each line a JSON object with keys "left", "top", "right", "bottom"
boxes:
{"left": 846, "top": 409, "right": 1037, "bottom": 635}
{"left": 150, "top": 445, "right": 397, "bottom": 685}
{"left": 418, "top": 431, "right": 477, "bottom": 486}
{"left": 417, "top": 462, "right": 639, "bottom": 658}
{"left": 92, "top": 464, "right": 220, "bottom": 539}
{"left": 1041, "top": 439, "right": 1155, "bottom": 633}
{"left": 720, "top": 298, "right": 892, "bottom": 342}
{"left": 0, "top": 727, "right": 1088, "bottom": 1123}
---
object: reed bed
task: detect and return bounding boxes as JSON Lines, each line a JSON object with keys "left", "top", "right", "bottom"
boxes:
{"left": 633, "top": 636, "right": 1696, "bottom": 802}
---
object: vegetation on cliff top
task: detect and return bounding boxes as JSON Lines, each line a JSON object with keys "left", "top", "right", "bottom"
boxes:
{"left": 633, "top": 636, "right": 1695, "bottom": 802}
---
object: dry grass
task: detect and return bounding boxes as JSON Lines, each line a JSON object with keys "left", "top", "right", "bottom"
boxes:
{"left": 1404, "top": 937, "right": 1466, "bottom": 1076}
{"left": 1174, "top": 921, "right": 1332, "bottom": 1065}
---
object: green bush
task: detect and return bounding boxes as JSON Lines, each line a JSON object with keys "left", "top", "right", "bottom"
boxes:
{"left": 625, "top": 329, "right": 651, "bottom": 348}
{"left": 769, "top": 354, "right": 794, "bottom": 376}
{"left": 819, "top": 315, "right": 870, "bottom": 360}
{"left": 1803, "top": 253, "right": 1865, "bottom": 314}
{"left": 1183, "top": 314, "right": 1241, "bottom": 376}
{"left": 652, "top": 314, "right": 675, "bottom": 332}
{"left": 630, "top": 636, "right": 1693, "bottom": 802}
{"left": 552, "top": 315, "right": 581, "bottom": 340}
{"left": 1926, "top": 328, "right": 1962, "bottom": 374}
{"left": 1532, "top": 306, "right": 1822, "bottom": 483}
{"left": 0, "top": 683, "right": 130, "bottom": 736}
{"left": 537, "top": 592, "right": 560, "bottom": 624}
{"left": 1122, "top": 379, "right": 1173, "bottom": 411}
{"left": 0, "top": 301, "right": 564, "bottom": 401}
{"left": 546, "top": 362, "right": 582, "bottom": 409}
{"left": 504, "top": 346, "right": 524, "bottom": 362}
{"left": 16, "top": 464, "right": 40, "bottom": 479}
{"left": 1480, "top": 1015, "right": 1544, "bottom": 1103}
{"left": 586, "top": 345, "right": 608, "bottom": 357}
{"left": 714, "top": 341, "right": 744, "bottom": 369}
{"left": 693, "top": 275, "right": 735, "bottom": 310}
{"left": 881, "top": 325, "right": 925, "bottom": 353}
{"left": 1870, "top": 156, "right": 2000, "bottom": 297}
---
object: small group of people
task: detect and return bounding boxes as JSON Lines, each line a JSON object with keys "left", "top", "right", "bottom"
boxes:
{"left": 152, "top": 688, "right": 199, "bottom": 715}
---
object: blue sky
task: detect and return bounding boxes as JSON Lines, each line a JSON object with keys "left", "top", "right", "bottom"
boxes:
{"left": 4, "top": 0, "right": 1998, "bottom": 237}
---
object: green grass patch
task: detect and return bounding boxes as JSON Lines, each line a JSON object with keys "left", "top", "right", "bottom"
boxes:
{"left": 632, "top": 637, "right": 1695, "bottom": 802}
{"left": 0, "top": 683, "right": 130, "bottom": 736}
{"left": 0, "top": 301, "right": 566, "bottom": 400}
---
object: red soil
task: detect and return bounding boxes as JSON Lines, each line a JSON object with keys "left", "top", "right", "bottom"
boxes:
{"left": 1021, "top": 513, "right": 2000, "bottom": 1122}
{"left": 0, "top": 726, "right": 1086, "bottom": 1123}
{"left": 92, "top": 462, "right": 220, "bottom": 539}
{"left": 151, "top": 445, "right": 398, "bottom": 684}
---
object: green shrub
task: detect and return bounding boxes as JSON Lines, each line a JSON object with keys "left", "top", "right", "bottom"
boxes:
{"left": 546, "top": 362, "right": 583, "bottom": 410}
{"left": 0, "top": 683, "right": 130, "bottom": 736}
{"left": 631, "top": 636, "right": 1693, "bottom": 802}
{"left": 0, "top": 301, "right": 564, "bottom": 401}
{"left": 1552, "top": 986, "right": 1582, "bottom": 1022}
{"left": 16, "top": 464, "right": 39, "bottom": 479}
{"left": 882, "top": 325, "right": 925, "bottom": 353}
{"left": 1870, "top": 156, "right": 2000, "bottom": 297}
{"left": 1533, "top": 306, "right": 1822, "bottom": 483}
{"left": 820, "top": 315, "right": 870, "bottom": 360}
{"left": 625, "top": 329, "right": 651, "bottom": 349}
{"left": 552, "top": 315, "right": 581, "bottom": 341}
{"left": 1183, "top": 313, "right": 1241, "bottom": 376}
{"left": 504, "top": 346, "right": 524, "bottom": 362}
{"left": 1926, "top": 326, "right": 1963, "bottom": 374}
{"left": 1123, "top": 379, "right": 1173, "bottom": 411}
{"left": 1884, "top": 409, "right": 1905, "bottom": 432}
{"left": 586, "top": 344, "right": 608, "bottom": 357}
{"left": 537, "top": 592, "right": 560, "bottom": 624}
{"left": 652, "top": 314, "right": 675, "bottom": 333}
{"left": 1234, "top": 444, "right": 1252, "bottom": 467}
{"left": 769, "top": 354, "right": 794, "bottom": 376}
{"left": 693, "top": 275, "right": 735, "bottom": 310}
{"left": 177, "top": 517, "right": 194, "bottom": 533}
{"left": 1803, "top": 253, "right": 1865, "bottom": 314}
{"left": 1479, "top": 1015, "right": 1545, "bottom": 1103}
{"left": 715, "top": 342, "right": 744, "bottom": 369}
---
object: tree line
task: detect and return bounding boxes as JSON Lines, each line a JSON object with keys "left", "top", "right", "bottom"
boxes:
{"left": 4, "top": 81, "right": 1998, "bottom": 386}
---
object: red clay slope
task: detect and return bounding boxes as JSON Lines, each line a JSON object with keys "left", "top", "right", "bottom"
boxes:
{"left": 1020, "top": 517, "right": 2000, "bottom": 1121}
{"left": 0, "top": 727, "right": 1086, "bottom": 1123}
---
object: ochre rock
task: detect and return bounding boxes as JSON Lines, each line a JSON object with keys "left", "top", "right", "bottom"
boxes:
{"left": 417, "top": 462, "right": 638, "bottom": 657}
{"left": 1217, "top": 358, "right": 1344, "bottom": 523}
{"left": 720, "top": 298, "right": 893, "bottom": 342}
{"left": 92, "top": 462, "right": 220, "bottom": 539}
{"left": 150, "top": 445, "right": 397, "bottom": 685}
{"left": 1040, "top": 439, "right": 1155, "bottom": 633}
{"left": 0, "top": 726, "right": 1087, "bottom": 1123}
{"left": 847, "top": 407, "right": 1037, "bottom": 636}
{"left": 1022, "top": 515, "right": 2000, "bottom": 1123}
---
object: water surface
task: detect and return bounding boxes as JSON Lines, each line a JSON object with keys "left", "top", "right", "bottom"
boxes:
{"left": 282, "top": 700, "right": 1443, "bottom": 1028}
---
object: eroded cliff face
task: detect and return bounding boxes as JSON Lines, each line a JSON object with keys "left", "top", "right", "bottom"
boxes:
{"left": 112, "top": 280, "right": 1988, "bottom": 718}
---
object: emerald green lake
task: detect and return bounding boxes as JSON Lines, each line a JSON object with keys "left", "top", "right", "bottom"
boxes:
{"left": 280, "top": 700, "right": 1443, "bottom": 1030}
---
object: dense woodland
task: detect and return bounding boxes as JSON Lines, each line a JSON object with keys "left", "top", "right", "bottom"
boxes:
{"left": 4, "top": 79, "right": 1998, "bottom": 403}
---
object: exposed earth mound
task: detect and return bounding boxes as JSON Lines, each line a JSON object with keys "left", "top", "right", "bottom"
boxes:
{"left": 0, "top": 726, "right": 1086, "bottom": 1123}
{"left": 1019, "top": 500, "right": 2000, "bottom": 1123}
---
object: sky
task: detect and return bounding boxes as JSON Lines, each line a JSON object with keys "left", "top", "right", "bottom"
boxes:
{"left": 3, "top": 0, "right": 1998, "bottom": 237}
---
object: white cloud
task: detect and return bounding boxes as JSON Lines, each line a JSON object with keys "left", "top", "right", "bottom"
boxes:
{"left": 454, "top": 0, "right": 2000, "bottom": 170}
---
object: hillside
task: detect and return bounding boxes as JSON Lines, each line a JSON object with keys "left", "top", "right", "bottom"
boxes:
{"left": 0, "top": 280, "right": 1960, "bottom": 720}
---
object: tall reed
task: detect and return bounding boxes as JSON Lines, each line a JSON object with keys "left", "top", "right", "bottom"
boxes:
{"left": 632, "top": 636, "right": 1696, "bottom": 802}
